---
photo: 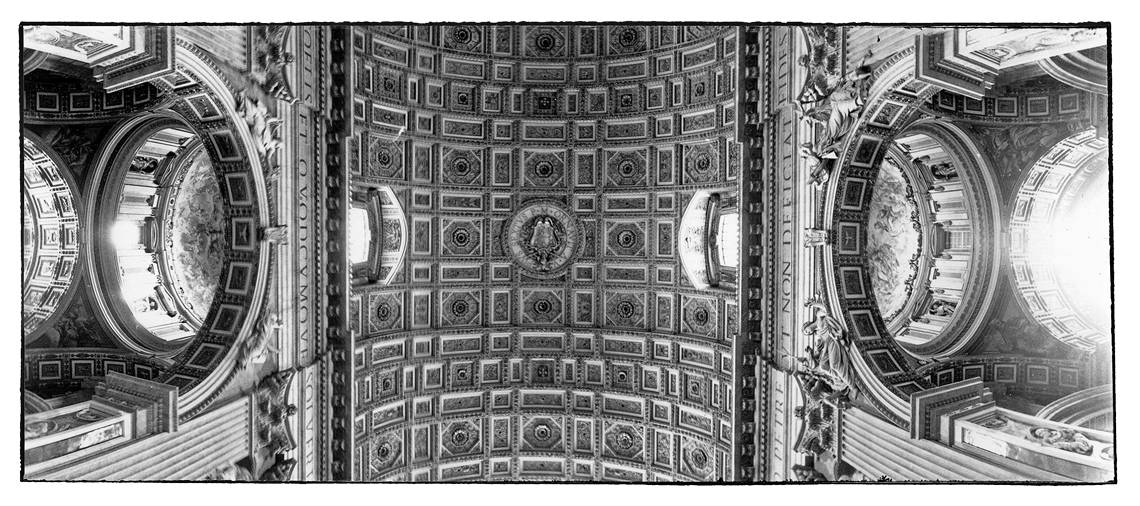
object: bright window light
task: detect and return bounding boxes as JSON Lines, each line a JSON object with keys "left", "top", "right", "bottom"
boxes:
{"left": 1028, "top": 166, "right": 1110, "bottom": 334}
{"left": 111, "top": 220, "right": 140, "bottom": 251}
{"left": 717, "top": 212, "right": 740, "bottom": 268}
{"left": 348, "top": 207, "right": 371, "bottom": 265}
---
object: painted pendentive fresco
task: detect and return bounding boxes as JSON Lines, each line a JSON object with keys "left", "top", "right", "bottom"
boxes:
{"left": 865, "top": 157, "right": 920, "bottom": 320}
{"left": 28, "top": 294, "right": 116, "bottom": 349}
{"left": 969, "top": 288, "right": 1087, "bottom": 360}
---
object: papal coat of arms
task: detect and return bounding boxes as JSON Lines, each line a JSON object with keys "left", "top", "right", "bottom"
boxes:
{"left": 506, "top": 201, "right": 581, "bottom": 278}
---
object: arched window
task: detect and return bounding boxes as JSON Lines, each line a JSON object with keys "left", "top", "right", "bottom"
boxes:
{"left": 679, "top": 191, "right": 739, "bottom": 290}
{"left": 348, "top": 206, "right": 371, "bottom": 266}
{"left": 349, "top": 187, "right": 406, "bottom": 285}
{"left": 716, "top": 211, "right": 741, "bottom": 269}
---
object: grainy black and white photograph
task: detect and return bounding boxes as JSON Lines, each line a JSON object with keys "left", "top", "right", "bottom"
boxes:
{"left": 10, "top": 3, "right": 1129, "bottom": 495}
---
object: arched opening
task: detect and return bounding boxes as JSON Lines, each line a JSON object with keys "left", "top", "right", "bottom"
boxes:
{"left": 1008, "top": 127, "right": 1109, "bottom": 351}
{"left": 20, "top": 39, "right": 283, "bottom": 470}
{"left": 22, "top": 135, "right": 84, "bottom": 341}
{"left": 871, "top": 122, "right": 1003, "bottom": 359}
{"left": 716, "top": 210, "right": 741, "bottom": 270}
{"left": 680, "top": 190, "right": 740, "bottom": 290}
{"left": 88, "top": 115, "right": 228, "bottom": 355}
{"left": 349, "top": 186, "right": 406, "bottom": 285}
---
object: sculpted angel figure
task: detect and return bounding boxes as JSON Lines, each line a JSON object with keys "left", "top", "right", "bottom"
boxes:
{"left": 213, "top": 26, "right": 297, "bottom": 113}
{"left": 249, "top": 321, "right": 282, "bottom": 366}
{"left": 797, "top": 26, "right": 843, "bottom": 107}
{"left": 235, "top": 90, "right": 282, "bottom": 160}
{"left": 799, "top": 79, "right": 865, "bottom": 146}
{"left": 256, "top": 367, "right": 296, "bottom": 409}
{"left": 796, "top": 28, "right": 882, "bottom": 152}
{"left": 798, "top": 296, "right": 859, "bottom": 404}
{"left": 209, "top": 25, "right": 297, "bottom": 172}
{"left": 235, "top": 311, "right": 281, "bottom": 370}
{"left": 262, "top": 403, "right": 297, "bottom": 455}
{"left": 250, "top": 25, "right": 298, "bottom": 104}
{"left": 796, "top": 369, "right": 850, "bottom": 408}
{"left": 929, "top": 299, "right": 957, "bottom": 317}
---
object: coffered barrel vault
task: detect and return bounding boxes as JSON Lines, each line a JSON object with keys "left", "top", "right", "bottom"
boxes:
{"left": 19, "top": 23, "right": 1113, "bottom": 484}
{"left": 346, "top": 25, "right": 744, "bottom": 482}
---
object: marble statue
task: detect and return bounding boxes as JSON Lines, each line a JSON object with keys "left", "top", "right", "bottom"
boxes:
{"left": 250, "top": 25, "right": 298, "bottom": 104}
{"left": 799, "top": 79, "right": 865, "bottom": 147}
{"left": 250, "top": 323, "right": 282, "bottom": 366}
{"left": 257, "top": 365, "right": 297, "bottom": 400}
{"left": 259, "top": 453, "right": 296, "bottom": 482}
{"left": 930, "top": 299, "right": 957, "bottom": 317}
{"left": 798, "top": 296, "right": 859, "bottom": 404}
{"left": 796, "top": 371, "right": 846, "bottom": 406}
{"left": 235, "top": 90, "right": 283, "bottom": 162}
{"left": 130, "top": 156, "right": 159, "bottom": 174}
{"left": 262, "top": 403, "right": 297, "bottom": 455}
{"left": 795, "top": 25, "right": 882, "bottom": 182}
{"left": 800, "top": 141, "right": 840, "bottom": 188}
{"left": 209, "top": 25, "right": 298, "bottom": 176}
{"left": 913, "top": 155, "right": 959, "bottom": 180}
{"left": 791, "top": 382, "right": 838, "bottom": 455}
{"left": 1027, "top": 426, "right": 1094, "bottom": 456}
{"left": 930, "top": 162, "right": 957, "bottom": 180}
{"left": 254, "top": 367, "right": 298, "bottom": 461}
{"left": 235, "top": 311, "right": 279, "bottom": 370}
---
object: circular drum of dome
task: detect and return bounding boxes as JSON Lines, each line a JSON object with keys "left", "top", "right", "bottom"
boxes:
{"left": 825, "top": 118, "right": 1004, "bottom": 370}
{"left": 84, "top": 111, "right": 267, "bottom": 370}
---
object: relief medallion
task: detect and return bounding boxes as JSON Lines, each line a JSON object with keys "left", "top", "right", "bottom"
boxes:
{"left": 505, "top": 200, "right": 582, "bottom": 279}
